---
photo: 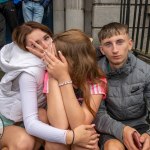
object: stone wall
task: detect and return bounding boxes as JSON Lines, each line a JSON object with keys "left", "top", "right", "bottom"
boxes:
{"left": 90, "top": 0, "right": 150, "bottom": 51}
{"left": 53, "top": 0, "right": 150, "bottom": 51}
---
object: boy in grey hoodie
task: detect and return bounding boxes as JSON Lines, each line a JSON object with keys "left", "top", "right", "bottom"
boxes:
{"left": 95, "top": 22, "right": 150, "bottom": 150}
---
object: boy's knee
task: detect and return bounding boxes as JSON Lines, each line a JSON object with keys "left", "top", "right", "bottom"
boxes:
{"left": 104, "top": 139, "right": 125, "bottom": 150}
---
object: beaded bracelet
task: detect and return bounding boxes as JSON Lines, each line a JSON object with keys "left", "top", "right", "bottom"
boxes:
{"left": 58, "top": 80, "right": 72, "bottom": 87}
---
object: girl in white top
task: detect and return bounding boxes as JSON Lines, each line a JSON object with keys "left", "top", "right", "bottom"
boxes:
{"left": 0, "top": 22, "right": 99, "bottom": 150}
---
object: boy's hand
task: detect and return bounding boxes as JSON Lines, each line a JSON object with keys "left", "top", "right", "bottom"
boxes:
{"left": 132, "top": 131, "right": 142, "bottom": 150}
{"left": 139, "top": 133, "right": 150, "bottom": 150}
{"left": 123, "top": 126, "right": 139, "bottom": 150}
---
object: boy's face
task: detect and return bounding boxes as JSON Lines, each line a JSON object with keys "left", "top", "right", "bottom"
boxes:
{"left": 100, "top": 34, "right": 133, "bottom": 69}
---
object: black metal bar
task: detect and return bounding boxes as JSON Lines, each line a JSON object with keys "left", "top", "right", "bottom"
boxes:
{"left": 145, "top": 16, "right": 150, "bottom": 54}
{"left": 120, "top": 0, "right": 150, "bottom": 57}
{"left": 132, "top": 0, "right": 137, "bottom": 40}
{"left": 126, "top": 0, "right": 130, "bottom": 26}
{"left": 122, "top": 0, "right": 126, "bottom": 24}
{"left": 120, "top": 0, "right": 123, "bottom": 23}
{"left": 140, "top": 0, "right": 148, "bottom": 50}
{"left": 135, "top": 0, "right": 142, "bottom": 49}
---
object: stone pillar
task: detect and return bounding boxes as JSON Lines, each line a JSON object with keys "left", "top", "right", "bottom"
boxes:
{"left": 92, "top": 0, "right": 121, "bottom": 46}
{"left": 53, "top": 0, "right": 65, "bottom": 34}
{"left": 65, "top": 0, "right": 84, "bottom": 31}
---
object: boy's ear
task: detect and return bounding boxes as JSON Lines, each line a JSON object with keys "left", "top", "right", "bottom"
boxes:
{"left": 128, "top": 39, "right": 133, "bottom": 51}
{"left": 99, "top": 46, "right": 105, "bottom": 55}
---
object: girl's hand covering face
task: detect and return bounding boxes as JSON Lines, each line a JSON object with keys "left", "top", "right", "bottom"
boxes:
{"left": 26, "top": 38, "right": 54, "bottom": 59}
{"left": 44, "top": 50, "right": 69, "bottom": 82}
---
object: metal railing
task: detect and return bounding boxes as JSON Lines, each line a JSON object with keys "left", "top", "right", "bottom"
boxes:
{"left": 120, "top": 0, "right": 150, "bottom": 59}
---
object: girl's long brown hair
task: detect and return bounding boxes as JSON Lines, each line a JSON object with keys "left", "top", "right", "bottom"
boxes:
{"left": 53, "top": 29, "right": 106, "bottom": 116}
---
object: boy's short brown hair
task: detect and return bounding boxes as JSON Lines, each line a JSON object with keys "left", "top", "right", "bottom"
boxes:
{"left": 98, "top": 22, "right": 129, "bottom": 43}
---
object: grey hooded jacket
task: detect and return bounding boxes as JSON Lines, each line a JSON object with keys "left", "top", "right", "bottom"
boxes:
{"left": 95, "top": 52, "right": 150, "bottom": 142}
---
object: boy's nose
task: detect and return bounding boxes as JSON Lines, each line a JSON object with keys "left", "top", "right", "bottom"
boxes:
{"left": 112, "top": 43, "right": 118, "bottom": 53}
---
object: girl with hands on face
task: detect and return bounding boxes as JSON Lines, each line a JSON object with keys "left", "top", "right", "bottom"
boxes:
{"left": 38, "top": 29, "right": 107, "bottom": 150}
{"left": 25, "top": 26, "right": 104, "bottom": 149}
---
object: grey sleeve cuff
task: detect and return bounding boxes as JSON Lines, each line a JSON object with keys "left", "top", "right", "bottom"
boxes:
{"left": 111, "top": 123, "right": 126, "bottom": 142}
{"left": 146, "top": 129, "right": 150, "bottom": 135}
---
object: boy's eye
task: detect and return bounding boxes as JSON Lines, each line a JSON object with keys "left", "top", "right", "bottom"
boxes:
{"left": 103, "top": 42, "right": 112, "bottom": 47}
{"left": 116, "top": 39, "right": 124, "bottom": 45}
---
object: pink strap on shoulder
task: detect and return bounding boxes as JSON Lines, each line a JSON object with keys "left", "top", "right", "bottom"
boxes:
{"left": 43, "top": 72, "right": 49, "bottom": 93}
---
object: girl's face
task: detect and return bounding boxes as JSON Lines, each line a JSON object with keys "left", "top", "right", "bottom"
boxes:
{"left": 26, "top": 29, "right": 52, "bottom": 50}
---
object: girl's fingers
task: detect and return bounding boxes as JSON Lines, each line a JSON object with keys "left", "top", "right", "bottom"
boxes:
{"left": 58, "top": 51, "right": 67, "bottom": 63}
{"left": 88, "top": 138, "right": 99, "bottom": 145}
{"left": 26, "top": 46, "right": 44, "bottom": 58}
{"left": 44, "top": 50, "right": 67, "bottom": 67}
{"left": 28, "top": 39, "right": 44, "bottom": 53}
{"left": 47, "top": 41, "right": 52, "bottom": 54}
{"left": 90, "top": 134, "right": 100, "bottom": 140}
{"left": 45, "top": 52, "right": 61, "bottom": 65}
{"left": 84, "top": 144, "right": 97, "bottom": 149}
{"left": 44, "top": 56, "right": 54, "bottom": 66}
{"left": 44, "top": 54, "right": 57, "bottom": 66}
{"left": 84, "top": 124, "right": 96, "bottom": 130}
{"left": 26, "top": 39, "right": 46, "bottom": 59}
{"left": 44, "top": 55, "right": 62, "bottom": 74}
{"left": 51, "top": 43, "right": 56, "bottom": 55}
